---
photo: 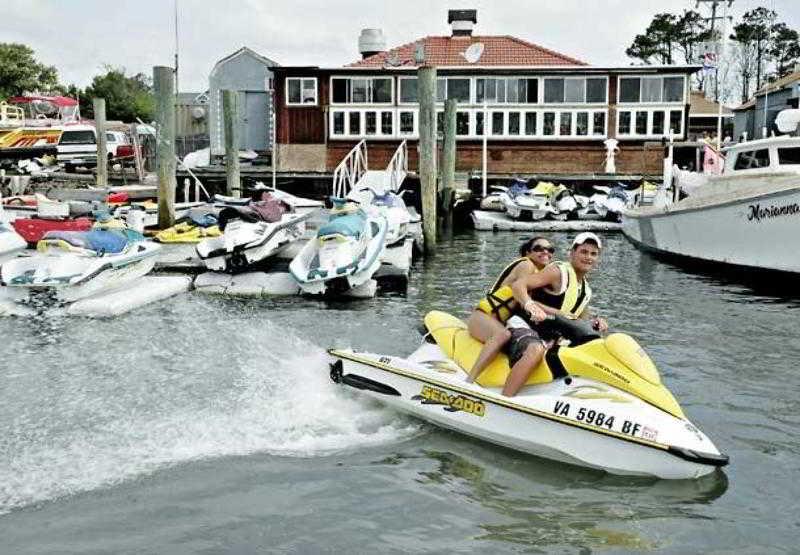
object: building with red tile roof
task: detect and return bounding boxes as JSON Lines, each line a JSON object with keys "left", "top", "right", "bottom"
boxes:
{"left": 272, "top": 9, "right": 701, "bottom": 184}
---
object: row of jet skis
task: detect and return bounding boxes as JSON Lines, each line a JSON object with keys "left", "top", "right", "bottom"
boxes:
{"left": 0, "top": 182, "right": 420, "bottom": 303}
{"left": 481, "top": 179, "right": 656, "bottom": 222}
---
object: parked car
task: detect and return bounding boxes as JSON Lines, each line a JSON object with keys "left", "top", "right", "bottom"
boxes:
{"left": 57, "top": 126, "right": 139, "bottom": 171}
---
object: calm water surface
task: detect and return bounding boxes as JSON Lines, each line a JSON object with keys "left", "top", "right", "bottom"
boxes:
{"left": 1, "top": 232, "right": 798, "bottom": 554}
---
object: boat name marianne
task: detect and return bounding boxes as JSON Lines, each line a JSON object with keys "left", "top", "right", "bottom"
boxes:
{"left": 747, "top": 201, "right": 800, "bottom": 223}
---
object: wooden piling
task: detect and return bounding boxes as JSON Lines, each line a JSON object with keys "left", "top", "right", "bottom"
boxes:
{"left": 418, "top": 65, "right": 437, "bottom": 252}
{"left": 222, "top": 90, "right": 240, "bottom": 197}
{"left": 93, "top": 98, "right": 108, "bottom": 188}
{"left": 153, "top": 66, "right": 176, "bottom": 229}
{"left": 441, "top": 99, "right": 457, "bottom": 233}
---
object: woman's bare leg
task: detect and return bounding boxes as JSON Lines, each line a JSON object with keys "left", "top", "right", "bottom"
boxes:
{"left": 466, "top": 310, "right": 511, "bottom": 382}
{"left": 502, "top": 343, "right": 545, "bottom": 397}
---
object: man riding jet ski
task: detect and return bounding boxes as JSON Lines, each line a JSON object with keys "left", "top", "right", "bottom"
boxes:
{"left": 328, "top": 308, "right": 728, "bottom": 479}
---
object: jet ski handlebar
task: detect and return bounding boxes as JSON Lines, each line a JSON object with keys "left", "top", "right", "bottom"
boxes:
{"left": 540, "top": 314, "right": 602, "bottom": 345}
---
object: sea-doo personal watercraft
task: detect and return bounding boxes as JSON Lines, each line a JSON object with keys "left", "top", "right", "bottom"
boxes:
{"left": 196, "top": 195, "right": 310, "bottom": 272}
{"left": 0, "top": 229, "right": 160, "bottom": 302}
{"left": 290, "top": 198, "right": 387, "bottom": 296}
{"left": 329, "top": 311, "right": 728, "bottom": 479}
{"left": 346, "top": 186, "right": 413, "bottom": 248}
{"left": 502, "top": 180, "right": 560, "bottom": 220}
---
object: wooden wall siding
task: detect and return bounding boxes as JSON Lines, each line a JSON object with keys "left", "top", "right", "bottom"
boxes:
{"left": 323, "top": 141, "right": 663, "bottom": 175}
{"left": 274, "top": 73, "right": 328, "bottom": 144}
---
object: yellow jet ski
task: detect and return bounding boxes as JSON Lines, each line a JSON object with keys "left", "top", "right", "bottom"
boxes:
{"left": 328, "top": 311, "right": 728, "bottom": 479}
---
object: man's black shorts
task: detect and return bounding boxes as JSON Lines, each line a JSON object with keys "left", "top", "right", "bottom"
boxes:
{"left": 505, "top": 327, "right": 545, "bottom": 367}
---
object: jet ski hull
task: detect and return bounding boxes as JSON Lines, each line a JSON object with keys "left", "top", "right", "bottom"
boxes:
{"left": 329, "top": 345, "right": 727, "bottom": 479}
{"left": 0, "top": 222, "right": 27, "bottom": 264}
{"left": 1, "top": 240, "right": 160, "bottom": 302}
{"left": 196, "top": 212, "right": 309, "bottom": 272}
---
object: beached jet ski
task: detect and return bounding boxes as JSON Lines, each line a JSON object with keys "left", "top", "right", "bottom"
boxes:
{"left": 502, "top": 180, "right": 560, "bottom": 221}
{"left": 0, "top": 221, "right": 26, "bottom": 264}
{"left": 290, "top": 198, "right": 387, "bottom": 296}
{"left": 0, "top": 229, "right": 160, "bottom": 302}
{"left": 329, "top": 311, "right": 728, "bottom": 479}
{"left": 196, "top": 195, "right": 310, "bottom": 272}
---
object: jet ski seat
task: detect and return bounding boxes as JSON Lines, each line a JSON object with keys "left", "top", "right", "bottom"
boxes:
{"left": 317, "top": 212, "right": 365, "bottom": 239}
{"left": 40, "top": 230, "right": 132, "bottom": 254}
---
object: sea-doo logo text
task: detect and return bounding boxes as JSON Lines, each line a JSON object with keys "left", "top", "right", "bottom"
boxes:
{"left": 418, "top": 386, "right": 485, "bottom": 417}
{"left": 592, "top": 362, "right": 630, "bottom": 384}
{"left": 747, "top": 202, "right": 800, "bottom": 223}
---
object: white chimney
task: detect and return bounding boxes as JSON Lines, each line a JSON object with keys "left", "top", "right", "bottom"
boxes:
{"left": 359, "top": 29, "right": 386, "bottom": 59}
{"left": 448, "top": 9, "right": 477, "bottom": 37}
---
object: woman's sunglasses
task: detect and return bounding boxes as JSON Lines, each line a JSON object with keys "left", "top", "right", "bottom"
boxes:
{"left": 531, "top": 245, "right": 555, "bottom": 254}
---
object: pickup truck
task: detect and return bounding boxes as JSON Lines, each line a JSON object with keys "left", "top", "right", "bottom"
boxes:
{"left": 57, "top": 126, "right": 138, "bottom": 171}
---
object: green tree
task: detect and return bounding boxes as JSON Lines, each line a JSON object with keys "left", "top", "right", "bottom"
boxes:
{"left": 768, "top": 23, "right": 800, "bottom": 78}
{"left": 0, "top": 43, "right": 58, "bottom": 98}
{"left": 626, "top": 13, "right": 679, "bottom": 65}
{"left": 730, "top": 8, "right": 776, "bottom": 92}
{"left": 84, "top": 67, "right": 155, "bottom": 122}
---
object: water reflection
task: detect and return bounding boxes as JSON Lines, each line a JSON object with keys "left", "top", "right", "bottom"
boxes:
{"left": 379, "top": 432, "right": 728, "bottom": 551}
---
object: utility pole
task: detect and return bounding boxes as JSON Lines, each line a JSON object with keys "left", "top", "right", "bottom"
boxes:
{"left": 696, "top": 0, "right": 734, "bottom": 101}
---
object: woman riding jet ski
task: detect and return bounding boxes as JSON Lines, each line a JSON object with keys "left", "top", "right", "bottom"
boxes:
{"left": 290, "top": 198, "right": 387, "bottom": 297}
{"left": 328, "top": 310, "right": 729, "bottom": 479}
{"left": 0, "top": 228, "right": 160, "bottom": 303}
{"left": 196, "top": 194, "right": 310, "bottom": 273}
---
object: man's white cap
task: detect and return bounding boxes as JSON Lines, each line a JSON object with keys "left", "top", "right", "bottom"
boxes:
{"left": 572, "top": 232, "right": 602, "bottom": 249}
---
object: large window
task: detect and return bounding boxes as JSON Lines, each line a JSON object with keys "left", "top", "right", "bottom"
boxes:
{"left": 330, "top": 77, "right": 392, "bottom": 104}
{"left": 778, "top": 147, "right": 800, "bottom": 165}
{"left": 543, "top": 77, "right": 607, "bottom": 104}
{"left": 286, "top": 78, "right": 317, "bottom": 105}
{"left": 433, "top": 77, "right": 472, "bottom": 103}
{"left": 734, "top": 149, "right": 770, "bottom": 170}
{"left": 399, "top": 78, "right": 418, "bottom": 103}
{"left": 331, "top": 109, "right": 395, "bottom": 137}
{"left": 476, "top": 78, "right": 537, "bottom": 103}
{"left": 617, "top": 108, "right": 683, "bottom": 137}
{"left": 618, "top": 76, "right": 685, "bottom": 103}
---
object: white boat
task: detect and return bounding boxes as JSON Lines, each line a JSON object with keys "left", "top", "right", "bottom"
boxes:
{"left": 196, "top": 199, "right": 310, "bottom": 273}
{"left": 289, "top": 199, "right": 387, "bottom": 296}
{"left": 328, "top": 311, "right": 728, "bottom": 479}
{"left": 0, "top": 229, "right": 160, "bottom": 302}
{"left": 623, "top": 110, "right": 800, "bottom": 273}
{"left": 346, "top": 186, "right": 412, "bottom": 248}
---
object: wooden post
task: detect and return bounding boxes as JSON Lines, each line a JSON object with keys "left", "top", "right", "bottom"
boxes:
{"left": 93, "top": 98, "right": 108, "bottom": 188}
{"left": 153, "top": 66, "right": 176, "bottom": 229}
{"left": 418, "top": 65, "right": 437, "bottom": 252}
{"left": 441, "top": 99, "right": 457, "bottom": 233}
{"left": 222, "top": 90, "right": 240, "bottom": 197}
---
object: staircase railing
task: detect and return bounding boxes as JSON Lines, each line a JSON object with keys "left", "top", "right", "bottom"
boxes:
{"left": 332, "top": 139, "right": 368, "bottom": 198}
{"left": 386, "top": 140, "right": 408, "bottom": 192}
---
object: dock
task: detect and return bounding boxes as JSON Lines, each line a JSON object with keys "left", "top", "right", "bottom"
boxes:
{"left": 471, "top": 210, "right": 622, "bottom": 232}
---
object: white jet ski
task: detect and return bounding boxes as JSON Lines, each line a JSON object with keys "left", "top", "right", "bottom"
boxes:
{"left": 0, "top": 196, "right": 27, "bottom": 264}
{"left": 0, "top": 229, "right": 160, "bottom": 303}
{"left": 289, "top": 198, "right": 387, "bottom": 296}
{"left": 328, "top": 311, "right": 728, "bottom": 479}
{"left": 196, "top": 194, "right": 310, "bottom": 273}
{"left": 346, "top": 186, "right": 413, "bottom": 248}
{"left": 502, "top": 181, "right": 559, "bottom": 221}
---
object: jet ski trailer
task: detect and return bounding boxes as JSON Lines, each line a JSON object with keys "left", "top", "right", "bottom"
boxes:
{"left": 328, "top": 312, "right": 728, "bottom": 479}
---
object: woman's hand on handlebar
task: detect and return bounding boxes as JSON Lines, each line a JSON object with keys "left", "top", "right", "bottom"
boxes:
{"left": 592, "top": 317, "right": 608, "bottom": 333}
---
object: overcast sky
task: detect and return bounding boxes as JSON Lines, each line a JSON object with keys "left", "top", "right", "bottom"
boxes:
{"left": 3, "top": 0, "right": 798, "bottom": 92}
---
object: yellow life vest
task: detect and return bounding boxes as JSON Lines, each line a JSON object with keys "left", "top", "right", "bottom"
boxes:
{"left": 476, "top": 257, "right": 536, "bottom": 322}
{"left": 531, "top": 261, "right": 592, "bottom": 317}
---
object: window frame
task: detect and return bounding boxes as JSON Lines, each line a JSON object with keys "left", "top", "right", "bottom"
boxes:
{"left": 328, "top": 76, "right": 394, "bottom": 106}
{"left": 616, "top": 74, "right": 686, "bottom": 105}
{"left": 286, "top": 77, "right": 318, "bottom": 106}
{"left": 542, "top": 76, "right": 608, "bottom": 105}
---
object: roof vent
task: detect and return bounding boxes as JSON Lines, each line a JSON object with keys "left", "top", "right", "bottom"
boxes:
{"left": 448, "top": 9, "right": 477, "bottom": 37}
{"left": 359, "top": 29, "right": 386, "bottom": 59}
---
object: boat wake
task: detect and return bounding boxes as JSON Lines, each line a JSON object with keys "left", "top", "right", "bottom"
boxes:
{"left": 0, "top": 320, "right": 419, "bottom": 514}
